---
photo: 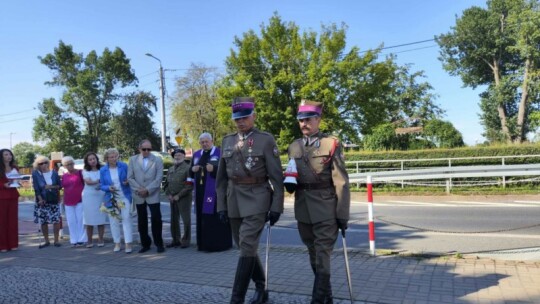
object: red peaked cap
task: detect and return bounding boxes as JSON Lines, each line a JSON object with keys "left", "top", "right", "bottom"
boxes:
{"left": 297, "top": 99, "right": 322, "bottom": 119}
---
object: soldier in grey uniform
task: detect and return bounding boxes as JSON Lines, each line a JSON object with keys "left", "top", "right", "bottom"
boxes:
{"left": 163, "top": 148, "right": 193, "bottom": 248}
{"left": 216, "top": 97, "right": 284, "bottom": 304}
{"left": 285, "top": 100, "right": 350, "bottom": 304}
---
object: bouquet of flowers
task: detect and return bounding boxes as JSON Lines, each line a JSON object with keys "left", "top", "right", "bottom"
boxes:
{"left": 100, "top": 189, "right": 125, "bottom": 222}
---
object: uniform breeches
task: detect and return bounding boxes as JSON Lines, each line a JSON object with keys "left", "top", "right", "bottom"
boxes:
{"left": 298, "top": 219, "right": 338, "bottom": 275}
{"left": 170, "top": 196, "right": 191, "bottom": 243}
{"left": 229, "top": 213, "right": 266, "bottom": 257}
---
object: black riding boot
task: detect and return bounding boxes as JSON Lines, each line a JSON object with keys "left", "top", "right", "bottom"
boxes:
{"left": 311, "top": 265, "right": 332, "bottom": 303}
{"left": 231, "top": 256, "right": 256, "bottom": 304}
{"left": 325, "top": 281, "right": 333, "bottom": 304}
{"left": 249, "top": 256, "right": 268, "bottom": 304}
{"left": 311, "top": 273, "right": 331, "bottom": 304}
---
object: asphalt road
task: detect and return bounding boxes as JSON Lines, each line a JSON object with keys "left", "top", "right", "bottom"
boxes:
{"left": 18, "top": 194, "right": 540, "bottom": 256}
{"left": 273, "top": 196, "right": 540, "bottom": 255}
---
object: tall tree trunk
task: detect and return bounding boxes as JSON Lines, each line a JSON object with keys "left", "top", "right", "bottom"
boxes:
{"left": 515, "top": 58, "right": 531, "bottom": 143}
{"left": 493, "top": 61, "right": 511, "bottom": 142}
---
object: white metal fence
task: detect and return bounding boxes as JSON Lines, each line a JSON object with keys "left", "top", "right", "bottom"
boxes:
{"left": 347, "top": 155, "right": 540, "bottom": 193}
{"left": 351, "top": 164, "right": 540, "bottom": 193}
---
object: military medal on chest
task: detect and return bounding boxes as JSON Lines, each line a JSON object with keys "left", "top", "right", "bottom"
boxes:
{"left": 245, "top": 138, "right": 255, "bottom": 170}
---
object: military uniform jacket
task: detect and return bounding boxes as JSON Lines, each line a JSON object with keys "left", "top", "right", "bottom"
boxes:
{"left": 288, "top": 132, "right": 350, "bottom": 224}
{"left": 216, "top": 128, "right": 284, "bottom": 218}
{"left": 164, "top": 161, "right": 192, "bottom": 199}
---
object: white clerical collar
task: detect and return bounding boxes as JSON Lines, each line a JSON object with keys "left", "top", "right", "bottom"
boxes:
{"left": 204, "top": 146, "right": 216, "bottom": 155}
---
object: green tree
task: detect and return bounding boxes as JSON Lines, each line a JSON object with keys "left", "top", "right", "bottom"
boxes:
{"left": 363, "top": 124, "right": 400, "bottom": 151}
{"left": 478, "top": 83, "right": 520, "bottom": 142}
{"left": 216, "top": 14, "right": 442, "bottom": 150}
{"left": 11, "top": 142, "right": 48, "bottom": 167}
{"left": 33, "top": 98, "right": 85, "bottom": 157}
{"left": 37, "top": 41, "right": 137, "bottom": 152}
{"left": 422, "top": 119, "right": 465, "bottom": 148}
{"left": 362, "top": 123, "right": 424, "bottom": 151}
{"left": 437, "top": 0, "right": 540, "bottom": 143}
{"left": 170, "top": 64, "right": 230, "bottom": 148}
{"left": 529, "top": 110, "right": 540, "bottom": 141}
{"left": 105, "top": 91, "right": 161, "bottom": 157}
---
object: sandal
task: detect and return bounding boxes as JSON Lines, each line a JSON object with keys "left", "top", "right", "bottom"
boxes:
{"left": 97, "top": 242, "right": 105, "bottom": 247}
{"left": 54, "top": 243, "right": 61, "bottom": 247}
{"left": 86, "top": 243, "right": 94, "bottom": 248}
{"left": 39, "top": 242, "right": 51, "bottom": 249}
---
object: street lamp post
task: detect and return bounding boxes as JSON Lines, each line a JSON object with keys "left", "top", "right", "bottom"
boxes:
{"left": 9, "top": 132, "right": 15, "bottom": 149}
{"left": 145, "top": 53, "right": 167, "bottom": 153}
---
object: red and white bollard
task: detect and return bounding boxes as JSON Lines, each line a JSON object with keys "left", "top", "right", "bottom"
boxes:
{"left": 367, "top": 176, "right": 376, "bottom": 256}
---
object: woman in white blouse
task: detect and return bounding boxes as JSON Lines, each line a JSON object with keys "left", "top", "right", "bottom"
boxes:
{"left": 82, "top": 152, "right": 107, "bottom": 248}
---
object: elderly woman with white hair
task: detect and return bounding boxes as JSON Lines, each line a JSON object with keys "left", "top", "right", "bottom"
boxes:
{"left": 32, "top": 155, "right": 62, "bottom": 248}
{"left": 61, "top": 156, "right": 87, "bottom": 247}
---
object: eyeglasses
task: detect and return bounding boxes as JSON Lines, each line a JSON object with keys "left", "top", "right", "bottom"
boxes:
{"left": 38, "top": 162, "right": 48, "bottom": 165}
{"left": 65, "top": 163, "right": 74, "bottom": 166}
{"left": 141, "top": 148, "right": 152, "bottom": 152}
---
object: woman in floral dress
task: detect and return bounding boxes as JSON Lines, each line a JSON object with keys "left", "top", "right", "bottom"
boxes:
{"left": 32, "top": 156, "right": 62, "bottom": 248}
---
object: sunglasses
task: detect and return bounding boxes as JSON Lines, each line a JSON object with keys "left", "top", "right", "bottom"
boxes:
{"left": 141, "top": 148, "right": 152, "bottom": 152}
{"left": 38, "top": 162, "right": 48, "bottom": 165}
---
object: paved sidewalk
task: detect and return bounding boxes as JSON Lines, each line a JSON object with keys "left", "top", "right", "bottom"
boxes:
{"left": 1, "top": 229, "right": 540, "bottom": 303}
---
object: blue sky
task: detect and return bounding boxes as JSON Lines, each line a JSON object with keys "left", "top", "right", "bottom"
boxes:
{"left": 0, "top": 0, "right": 488, "bottom": 150}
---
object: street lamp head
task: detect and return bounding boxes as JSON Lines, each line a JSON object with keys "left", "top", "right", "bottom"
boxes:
{"left": 145, "top": 53, "right": 161, "bottom": 64}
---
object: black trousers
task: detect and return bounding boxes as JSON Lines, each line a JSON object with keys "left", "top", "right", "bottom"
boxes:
{"left": 136, "top": 202, "right": 163, "bottom": 248}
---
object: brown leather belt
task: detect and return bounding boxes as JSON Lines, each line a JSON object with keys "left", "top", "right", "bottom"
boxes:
{"left": 297, "top": 182, "right": 333, "bottom": 190}
{"left": 231, "top": 176, "right": 268, "bottom": 185}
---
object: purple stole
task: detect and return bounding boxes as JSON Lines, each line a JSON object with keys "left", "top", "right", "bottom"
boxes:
{"left": 193, "top": 147, "right": 220, "bottom": 214}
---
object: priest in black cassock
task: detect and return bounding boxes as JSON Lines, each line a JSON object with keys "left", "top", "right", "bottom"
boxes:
{"left": 189, "top": 132, "right": 232, "bottom": 252}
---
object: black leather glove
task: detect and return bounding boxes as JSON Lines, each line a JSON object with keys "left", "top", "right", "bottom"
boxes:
{"left": 218, "top": 210, "right": 229, "bottom": 224}
{"left": 337, "top": 219, "right": 348, "bottom": 231}
{"left": 266, "top": 211, "right": 281, "bottom": 226}
{"left": 284, "top": 183, "right": 296, "bottom": 194}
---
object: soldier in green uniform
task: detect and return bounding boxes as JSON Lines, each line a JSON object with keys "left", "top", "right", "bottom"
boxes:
{"left": 163, "top": 149, "right": 193, "bottom": 248}
{"left": 284, "top": 100, "right": 350, "bottom": 304}
{"left": 216, "top": 97, "right": 284, "bottom": 304}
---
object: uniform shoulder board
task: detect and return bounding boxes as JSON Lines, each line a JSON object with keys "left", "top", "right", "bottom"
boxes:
{"left": 288, "top": 139, "right": 304, "bottom": 158}
{"left": 256, "top": 130, "right": 274, "bottom": 137}
{"left": 322, "top": 133, "right": 338, "bottom": 141}
{"left": 223, "top": 132, "right": 237, "bottom": 139}
{"left": 221, "top": 133, "right": 237, "bottom": 144}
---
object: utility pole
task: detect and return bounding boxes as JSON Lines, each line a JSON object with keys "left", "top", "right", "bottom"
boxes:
{"left": 9, "top": 132, "right": 15, "bottom": 149}
{"left": 145, "top": 53, "right": 167, "bottom": 153}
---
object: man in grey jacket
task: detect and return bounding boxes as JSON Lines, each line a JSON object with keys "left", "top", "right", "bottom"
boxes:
{"left": 128, "top": 139, "right": 165, "bottom": 253}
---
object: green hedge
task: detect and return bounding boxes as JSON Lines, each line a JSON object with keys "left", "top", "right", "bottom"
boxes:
{"left": 280, "top": 143, "right": 540, "bottom": 169}
{"left": 344, "top": 144, "right": 540, "bottom": 169}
